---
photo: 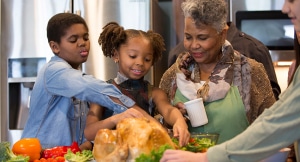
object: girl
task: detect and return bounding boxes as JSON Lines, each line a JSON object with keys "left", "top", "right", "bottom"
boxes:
{"left": 84, "top": 22, "right": 190, "bottom": 147}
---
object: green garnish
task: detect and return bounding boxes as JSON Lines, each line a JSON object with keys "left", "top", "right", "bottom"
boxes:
{"left": 173, "top": 137, "right": 216, "bottom": 153}
{"left": 135, "top": 144, "right": 173, "bottom": 162}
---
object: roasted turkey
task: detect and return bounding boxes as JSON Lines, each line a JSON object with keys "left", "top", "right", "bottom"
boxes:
{"left": 93, "top": 117, "right": 176, "bottom": 162}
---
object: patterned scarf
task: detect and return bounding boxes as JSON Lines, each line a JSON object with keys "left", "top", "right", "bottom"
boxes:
{"left": 174, "top": 40, "right": 251, "bottom": 111}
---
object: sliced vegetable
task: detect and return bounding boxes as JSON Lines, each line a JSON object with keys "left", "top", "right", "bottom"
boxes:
{"left": 64, "top": 149, "right": 93, "bottom": 162}
{"left": 41, "top": 142, "right": 80, "bottom": 159}
{"left": 0, "top": 141, "right": 30, "bottom": 162}
{"left": 12, "top": 138, "right": 42, "bottom": 161}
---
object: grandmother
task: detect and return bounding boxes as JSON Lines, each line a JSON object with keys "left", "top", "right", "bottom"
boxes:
{"left": 159, "top": 0, "right": 276, "bottom": 144}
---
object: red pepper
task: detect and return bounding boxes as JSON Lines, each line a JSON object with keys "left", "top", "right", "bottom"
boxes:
{"left": 41, "top": 142, "right": 81, "bottom": 159}
{"left": 69, "top": 141, "right": 81, "bottom": 153}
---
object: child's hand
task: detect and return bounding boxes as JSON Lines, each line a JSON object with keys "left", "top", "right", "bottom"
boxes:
{"left": 172, "top": 119, "right": 190, "bottom": 147}
{"left": 113, "top": 108, "right": 144, "bottom": 124}
{"left": 122, "top": 108, "right": 144, "bottom": 118}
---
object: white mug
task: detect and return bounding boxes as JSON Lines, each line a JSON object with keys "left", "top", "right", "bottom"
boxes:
{"left": 184, "top": 98, "right": 208, "bottom": 127}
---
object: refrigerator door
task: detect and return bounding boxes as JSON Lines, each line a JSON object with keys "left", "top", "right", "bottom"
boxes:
{"left": 79, "top": 0, "right": 153, "bottom": 83}
{"left": 1, "top": 0, "right": 72, "bottom": 60}
{"left": 1, "top": 0, "right": 71, "bottom": 145}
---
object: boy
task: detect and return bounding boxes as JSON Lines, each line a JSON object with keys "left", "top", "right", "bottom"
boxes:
{"left": 22, "top": 13, "right": 148, "bottom": 149}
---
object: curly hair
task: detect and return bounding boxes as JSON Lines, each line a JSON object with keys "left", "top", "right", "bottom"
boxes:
{"left": 181, "top": 0, "right": 227, "bottom": 33}
{"left": 98, "top": 22, "right": 166, "bottom": 64}
{"left": 47, "top": 13, "right": 88, "bottom": 43}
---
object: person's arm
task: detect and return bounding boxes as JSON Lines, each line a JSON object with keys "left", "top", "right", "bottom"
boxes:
{"left": 207, "top": 70, "right": 300, "bottom": 162}
{"left": 84, "top": 103, "right": 145, "bottom": 141}
{"left": 152, "top": 87, "right": 190, "bottom": 146}
{"left": 160, "top": 149, "right": 208, "bottom": 162}
{"left": 45, "top": 61, "right": 135, "bottom": 113}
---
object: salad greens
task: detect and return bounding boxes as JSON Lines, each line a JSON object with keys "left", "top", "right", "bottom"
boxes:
{"left": 173, "top": 137, "right": 216, "bottom": 153}
{"left": 135, "top": 136, "right": 217, "bottom": 161}
{"left": 0, "top": 141, "right": 29, "bottom": 162}
{"left": 135, "top": 144, "right": 173, "bottom": 162}
{"left": 64, "top": 149, "right": 93, "bottom": 162}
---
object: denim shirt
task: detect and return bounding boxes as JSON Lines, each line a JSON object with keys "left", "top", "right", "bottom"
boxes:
{"left": 21, "top": 56, "right": 135, "bottom": 148}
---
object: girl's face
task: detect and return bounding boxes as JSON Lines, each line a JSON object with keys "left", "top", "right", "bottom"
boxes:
{"left": 282, "top": 0, "right": 300, "bottom": 32}
{"left": 114, "top": 36, "right": 153, "bottom": 80}
{"left": 183, "top": 17, "right": 226, "bottom": 65}
{"left": 50, "top": 24, "right": 90, "bottom": 69}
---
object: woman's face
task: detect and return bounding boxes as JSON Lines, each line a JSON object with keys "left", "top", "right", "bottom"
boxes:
{"left": 282, "top": 0, "right": 300, "bottom": 32}
{"left": 114, "top": 36, "right": 153, "bottom": 80}
{"left": 183, "top": 17, "right": 226, "bottom": 65}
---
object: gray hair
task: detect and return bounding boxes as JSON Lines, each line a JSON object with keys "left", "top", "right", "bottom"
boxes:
{"left": 181, "top": 0, "right": 227, "bottom": 33}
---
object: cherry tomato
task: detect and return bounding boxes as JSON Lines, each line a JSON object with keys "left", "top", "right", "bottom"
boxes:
{"left": 189, "top": 138, "right": 195, "bottom": 143}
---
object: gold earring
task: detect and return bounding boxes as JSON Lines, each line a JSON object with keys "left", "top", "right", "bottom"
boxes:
{"left": 114, "top": 59, "right": 119, "bottom": 63}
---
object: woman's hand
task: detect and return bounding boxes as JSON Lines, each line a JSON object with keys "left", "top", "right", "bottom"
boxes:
{"left": 174, "top": 102, "right": 187, "bottom": 115}
{"left": 160, "top": 149, "right": 208, "bottom": 162}
{"left": 174, "top": 102, "right": 190, "bottom": 122}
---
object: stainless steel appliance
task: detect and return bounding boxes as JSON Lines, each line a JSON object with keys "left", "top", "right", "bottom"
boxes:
{"left": 0, "top": 0, "right": 169, "bottom": 145}
{"left": 228, "top": 0, "right": 295, "bottom": 62}
{"left": 228, "top": 0, "right": 285, "bottom": 24}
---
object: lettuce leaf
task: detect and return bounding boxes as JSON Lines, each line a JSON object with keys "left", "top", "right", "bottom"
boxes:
{"left": 135, "top": 144, "right": 173, "bottom": 162}
{"left": 64, "top": 149, "right": 93, "bottom": 162}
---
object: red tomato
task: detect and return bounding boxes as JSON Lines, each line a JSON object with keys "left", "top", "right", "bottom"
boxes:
{"left": 189, "top": 138, "right": 195, "bottom": 143}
